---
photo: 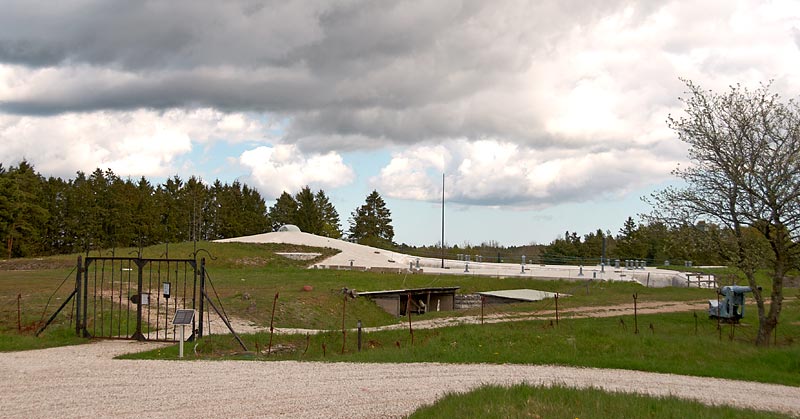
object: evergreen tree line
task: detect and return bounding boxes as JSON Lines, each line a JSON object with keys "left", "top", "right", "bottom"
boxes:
{"left": 0, "top": 162, "right": 270, "bottom": 257}
{"left": 397, "top": 216, "right": 762, "bottom": 267}
{"left": 0, "top": 161, "right": 398, "bottom": 258}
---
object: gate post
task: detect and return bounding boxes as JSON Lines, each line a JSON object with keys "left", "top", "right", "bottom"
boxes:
{"left": 189, "top": 259, "right": 198, "bottom": 341}
{"left": 131, "top": 258, "right": 147, "bottom": 341}
{"left": 75, "top": 256, "right": 82, "bottom": 336}
{"left": 81, "top": 257, "right": 90, "bottom": 337}
{"left": 198, "top": 258, "right": 205, "bottom": 338}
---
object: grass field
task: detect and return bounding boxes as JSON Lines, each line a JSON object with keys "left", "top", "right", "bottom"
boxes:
{"left": 121, "top": 303, "right": 800, "bottom": 386}
{"left": 408, "top": 384, "right": 794, "bottom": 419}
{"left": 1, "top": 241, "right": 732, "bottom": 338}
{"left": 3, "top": 241, "right": 799, "bottom": 417}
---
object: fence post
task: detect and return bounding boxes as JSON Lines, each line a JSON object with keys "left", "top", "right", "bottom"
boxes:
{"left": 633, "top": 293, "right": 639, "bottom": 334}
{"left": 407, "top": 292, "right": 414, "bottom": 346}
{"left": 481, "top": 295, "right": 485, "bottom": 325}
{"left": 554, "top": 293, "right": 559, "bottom": 326}
{"left": 75, "top": 256, "right": 82, "bottom": 336}
{"left": 131, "top": 258, "right": 146, "bottom": 341}
{"left": 81, "top": 257, "right": 89, "bottom": 337}
{"left": 198, "top": 258, "right": 206, "bottom": 338}
{"left": 17, "top": 294, "right": 21, "bottom": 332}
{"left": 357, "top": 320, "right": 363, "bottom": 352}
{"left": 268, "top": 292, "right": 278, "bottom": 355}
{"left": 341, "top": 293, "right": 347, "bottom": 354}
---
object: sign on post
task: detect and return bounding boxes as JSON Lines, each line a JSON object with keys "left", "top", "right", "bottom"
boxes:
{"left": 172, "top": 309, "right": 195, "bottom": 358}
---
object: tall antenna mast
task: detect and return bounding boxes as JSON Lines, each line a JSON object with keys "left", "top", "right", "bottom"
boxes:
{"left": 441, "top": 173, "right": 445, "bottom": 269}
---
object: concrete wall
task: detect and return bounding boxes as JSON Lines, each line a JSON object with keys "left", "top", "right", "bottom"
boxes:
{"left": 372, "top": 297, "right": 401, "bottom": 317}
{"left": 454, "top": 294, "right": 481, "bottom": 309}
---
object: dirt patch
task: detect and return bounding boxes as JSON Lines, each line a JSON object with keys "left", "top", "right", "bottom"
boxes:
{"left": 0, "top": 258, "right": 75, "bottom": 271}
{"left": 233, "top": 257, "right": 270, "bottom": 267}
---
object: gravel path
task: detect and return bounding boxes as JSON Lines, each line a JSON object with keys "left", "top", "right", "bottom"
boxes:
{"left": 2, "top": 340, "right": 798, "bottom": 418}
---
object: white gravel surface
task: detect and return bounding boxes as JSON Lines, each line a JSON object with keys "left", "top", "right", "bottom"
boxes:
{"left": 2, "top": 340, "right": 799, "bottom": 418}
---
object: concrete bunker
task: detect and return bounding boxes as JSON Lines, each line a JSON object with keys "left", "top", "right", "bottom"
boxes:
{"left": 359, "top": 287, "right": 459, "bottom": 317}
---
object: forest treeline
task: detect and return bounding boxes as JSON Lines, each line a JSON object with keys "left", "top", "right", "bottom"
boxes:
{"left": 0, "top": 161, "right": 272, "bottom": 257}
{"left": 0, "top": 161, "right": 397, "bottom": 258}
{"left": 398, "top": 217, "right": 757, "bottom": 267}
{"left": 0, "top": 161, "right": 761, "bottom": 266}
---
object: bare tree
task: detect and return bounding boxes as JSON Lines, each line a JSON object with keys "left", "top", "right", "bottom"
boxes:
{"left": 650, "top": 80, "right": 800, "bottom": 345}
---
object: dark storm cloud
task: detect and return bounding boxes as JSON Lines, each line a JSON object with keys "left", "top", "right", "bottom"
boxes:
{"left": 0, "top": 0, "right": 630, "bottom": 149}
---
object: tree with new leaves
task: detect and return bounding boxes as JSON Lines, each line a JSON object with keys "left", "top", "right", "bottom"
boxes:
{"left": 348, "top": 190, "right": 394, "bottom": 247}
{"left": 650, "top": 80, "right": 800, "bottom": 345}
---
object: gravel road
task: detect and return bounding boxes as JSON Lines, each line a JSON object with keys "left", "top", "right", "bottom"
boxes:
{"left": 2, "top": 340, "right": 799, "bottom": 418}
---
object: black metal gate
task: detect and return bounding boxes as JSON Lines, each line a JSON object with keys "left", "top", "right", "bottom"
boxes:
{"left": 75, "top": 256, "right": 199, "bottom": 341}
{"left": 38, "top": 255, "right": 247, "bottom": 349}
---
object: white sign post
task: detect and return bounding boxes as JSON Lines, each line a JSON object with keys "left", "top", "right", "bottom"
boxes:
{"left": 172, "top": 309, "right": 195, "bottom": 359}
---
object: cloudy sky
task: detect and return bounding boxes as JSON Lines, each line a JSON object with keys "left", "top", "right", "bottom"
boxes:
{"left": 2, "top": 0, "right": 799, "bottom": 246}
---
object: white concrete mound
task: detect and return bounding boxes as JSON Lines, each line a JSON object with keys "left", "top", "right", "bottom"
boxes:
{"left": 216, "top": 231, "right": 706, "bottom": 287}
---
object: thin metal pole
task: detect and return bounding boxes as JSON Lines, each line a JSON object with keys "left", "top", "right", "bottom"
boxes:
{"left": 17, "top": 293, "right": 21, "bottom": 332}
{"left": 268, "top": 292, "right": 278, "bottom": 355}
{"left": 441, "top": 173, "right": 445, "bottom": 269}
{"left": 36, "top": 289, "right": 77, "bottom": 337}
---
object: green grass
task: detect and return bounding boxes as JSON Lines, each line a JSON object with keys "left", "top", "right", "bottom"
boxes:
{"left": 0, "top": 323, "right": 86, "bottom": 351}
{"left": 1, "top": 240, "right": 720, "bottom": 337}
{"left": 408, "top": 384, "right": 793, "bottom": 419}
{"left": 4, "top": 240, "right": 800, "bottom": 379}
{"left": 121, "top": 300, "right": 800, "bottom": 386}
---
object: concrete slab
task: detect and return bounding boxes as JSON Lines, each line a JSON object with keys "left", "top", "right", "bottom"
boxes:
{"left": 477, "top": 289, "right": 564, "bottom": 302}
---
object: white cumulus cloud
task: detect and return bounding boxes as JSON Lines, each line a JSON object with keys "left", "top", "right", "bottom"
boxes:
{"left": 0, "top": 108, "right": 270, "bottom": 177}
{"left": 374, "top": 139, "right": 679, "bottom": 208}
{"left": 239, "top": 144, "right": 355, "bottom": 199}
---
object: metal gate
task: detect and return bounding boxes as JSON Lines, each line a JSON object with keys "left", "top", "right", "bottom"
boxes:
{"left": 76, "top": 256, "right": 200, "bottom": 342}
{"left": 37, "top": 255, "right": 246, "bottom": 350}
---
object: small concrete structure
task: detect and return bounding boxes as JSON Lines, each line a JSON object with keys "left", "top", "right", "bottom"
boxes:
{"left": 277, "top": 224, "right": 302, "bottom": 232}
{"left": 358, "top": 287, "right": 459, "bottom": 317}
{"left": 477, "top": 289, "right": 566, "bottom": 304}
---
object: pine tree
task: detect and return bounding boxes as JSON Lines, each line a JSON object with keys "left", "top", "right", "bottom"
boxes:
{"left": 294, "top": 186, "right": 323, "bottom": 234}
{"left": 239, "top": 183, "right": 269, "bottom": 235}
{"left": 268, "top": 192, "right": 298, "bottom": 231}
{"left": 348, "top": 190, "right": 394, "bottom": 246}
{"left": 3, "top": 161, "right": 49, "bottom": 257}
{"left": 315, "top": 190, "right": 342, "bottom": 238}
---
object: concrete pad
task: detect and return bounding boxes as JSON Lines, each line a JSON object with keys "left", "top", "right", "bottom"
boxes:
{"left": 478, "top": 289, "right": 564, "bottom": 302}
